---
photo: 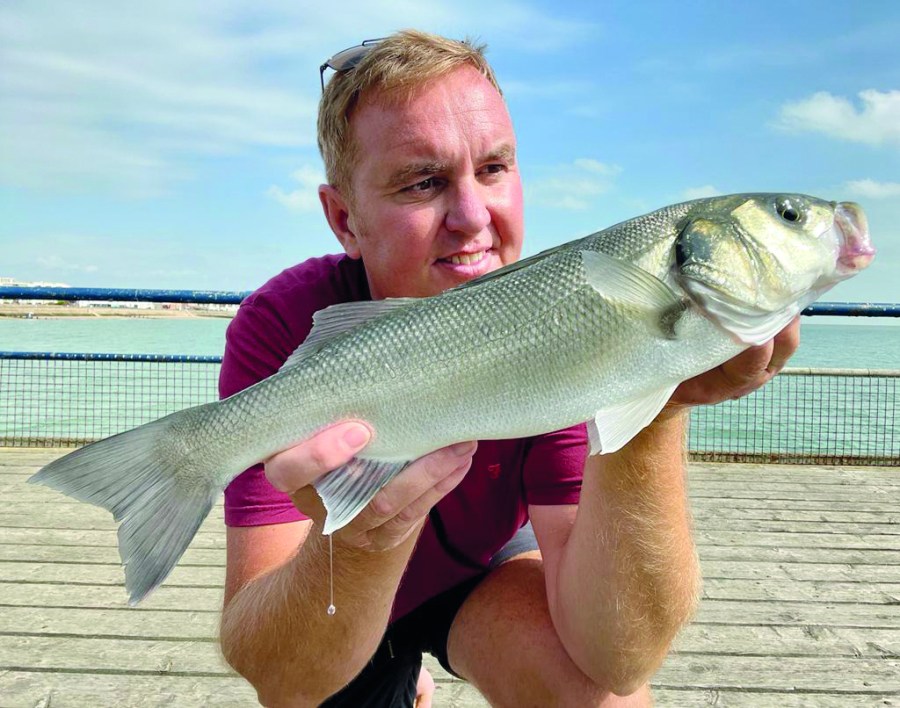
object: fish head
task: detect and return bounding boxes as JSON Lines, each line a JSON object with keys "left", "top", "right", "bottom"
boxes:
{"left": 672, "top": 193, "right": 874, "bottom": 345}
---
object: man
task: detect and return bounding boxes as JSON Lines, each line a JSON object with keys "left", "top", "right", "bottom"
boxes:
{"left": 219, "top": 30, "right": 798, "bottom": 706}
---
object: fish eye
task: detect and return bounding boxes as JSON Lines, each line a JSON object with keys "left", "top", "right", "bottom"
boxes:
{"left": 775, "top": 197, "right": 802, "bottom": 224}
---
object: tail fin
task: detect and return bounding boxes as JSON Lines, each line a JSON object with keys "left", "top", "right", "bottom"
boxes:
{"left": 29, "top": 408, "right": 221, "bottom": 605}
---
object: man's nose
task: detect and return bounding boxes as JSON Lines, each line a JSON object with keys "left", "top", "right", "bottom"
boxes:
{"left": 445, "top": 179, "right": 491, "bottom": 235}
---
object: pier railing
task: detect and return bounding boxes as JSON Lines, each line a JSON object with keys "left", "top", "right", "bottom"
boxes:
{"left": 1, "top": 288, "right": 898, "bottom": 465}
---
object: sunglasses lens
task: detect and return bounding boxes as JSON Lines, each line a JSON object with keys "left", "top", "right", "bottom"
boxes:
{"left": 327, "top": 41, "right": 379, "bottom": 72}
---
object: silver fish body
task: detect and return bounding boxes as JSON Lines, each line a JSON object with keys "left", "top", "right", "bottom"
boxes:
{"left": 30, "top": 193, "right": 874, "bottom": 603}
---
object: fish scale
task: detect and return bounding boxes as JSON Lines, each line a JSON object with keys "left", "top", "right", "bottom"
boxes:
{"left": 28, "top": 193, "right": 873, "bottom": 603}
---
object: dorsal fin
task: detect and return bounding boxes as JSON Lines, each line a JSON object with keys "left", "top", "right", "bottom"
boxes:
{"left": 279, "top": 298, "right": 418, "bottom": 371}
{"left": 448, "top": 240, "right": 579, "bottom": 292}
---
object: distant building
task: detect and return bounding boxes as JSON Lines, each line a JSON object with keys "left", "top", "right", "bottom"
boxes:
{"left": 0, "top": 277, "right": 70, "bottom": 288}
{"left": 0, "top": 277, "right": 71, "bottom": 305}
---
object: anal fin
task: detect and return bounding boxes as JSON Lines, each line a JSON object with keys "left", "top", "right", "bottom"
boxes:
{"left": 313, "top": 458, "right": 410, "bottom": 535}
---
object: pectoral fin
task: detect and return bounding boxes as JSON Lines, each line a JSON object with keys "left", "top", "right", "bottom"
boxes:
{"left": 313, "top": 458, "right": 410, "bottom": 535}
{"left": 587, "top": 384, "right": 678, "bottom": 455}
{"left": 580, "top": 250, "right": 688, "bottom": 339}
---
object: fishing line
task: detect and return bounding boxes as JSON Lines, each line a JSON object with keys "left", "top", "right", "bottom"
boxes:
{"left": 326, "top": 533, "right": 336, "bottom": 616}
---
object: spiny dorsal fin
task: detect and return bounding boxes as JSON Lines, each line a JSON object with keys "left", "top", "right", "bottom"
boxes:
{"left": 279, "top": 298, "right": 419, "bottom": 371}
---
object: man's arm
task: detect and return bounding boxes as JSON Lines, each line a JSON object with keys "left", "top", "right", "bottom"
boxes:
{"left": 532, "top": 320, "right": 800, "bottom": 695}
{"left": 219, "top": 422, "right": 476, "bottom": 706}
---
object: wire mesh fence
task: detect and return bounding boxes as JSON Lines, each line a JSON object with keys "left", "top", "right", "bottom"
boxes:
{"left": 688, "top": 367, "right": 898, "bottom": 466}
{"left": 0, "top": 353, "right": 219, "bottom": 447}
{"left": 1, "top": 353, "right": 897, "bottom": 465}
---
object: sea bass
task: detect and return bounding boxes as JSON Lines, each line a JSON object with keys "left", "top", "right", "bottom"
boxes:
{"left": 30, "top": 194, "right": 874, "bottom": 604}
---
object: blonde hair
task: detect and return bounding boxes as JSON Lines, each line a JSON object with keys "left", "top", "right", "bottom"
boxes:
{"left": 317, "top": 29, "right": 502, "bottom": 194}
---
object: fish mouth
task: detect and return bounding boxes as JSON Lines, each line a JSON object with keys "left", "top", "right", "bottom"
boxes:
{"left": 834, "top": 202, "right": 875, "bottom": 273}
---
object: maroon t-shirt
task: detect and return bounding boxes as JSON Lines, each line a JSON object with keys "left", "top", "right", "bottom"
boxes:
{"left": 220, "top": 254, "right": 587, "bottom": 621}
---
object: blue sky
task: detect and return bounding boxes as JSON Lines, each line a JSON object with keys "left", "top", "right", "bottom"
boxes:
{"left": 1, "top": 0, "right": 898, "bottom": 306}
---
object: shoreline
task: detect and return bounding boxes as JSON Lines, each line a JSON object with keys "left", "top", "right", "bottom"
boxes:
{"left": 0, "top": 304, "right": 234, "bottom": 320}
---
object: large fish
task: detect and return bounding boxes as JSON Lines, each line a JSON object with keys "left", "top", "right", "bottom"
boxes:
{"left": 30, "top": 193, "right": 873, "bottom": 604}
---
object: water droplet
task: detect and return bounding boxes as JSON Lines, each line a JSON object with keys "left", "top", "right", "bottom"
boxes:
{"left": 327, "top": 604, "right": 336, "bottom": 616}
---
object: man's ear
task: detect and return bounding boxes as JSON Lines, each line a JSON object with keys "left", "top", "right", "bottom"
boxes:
{"left": 319, "top": 184, "right": 361, "bottom": 259}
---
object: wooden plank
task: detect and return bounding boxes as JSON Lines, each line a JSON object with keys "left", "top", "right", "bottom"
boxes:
{"left": 651, "top": 688, "right": 897, "bottom": 707}
{"left": 673, "top": 624, "right": 900, "bottom": 657}
{"left": 700, "top": 577, "right": 900, "bottom": 604}
{"left": 2, "top": 606, "right": 221, "bottom": 639}
{"left": 0, "top": 670, "right": 260, "bottom": 707}
{"left": 0, "top": 528, "right": 225, "bottom": 549}
{"left": 695, "top": 530, "right": 900, "bottom": 550}
{"left": 697, "top": 546, "right": 900, "bottom": 565}
{"left": 694, "top": 506, "right": 900, "bottom": 524}
{"left": 689, "top": 489, "right": 900, "bottom": 503}
{"left": 0, "top": 544, "right": 224, "bottom": 565}
{"left": 691, "top": 497, "right": 900, "bottom": 513}
{"left": 0, "top": 512, "right": 225, "bottom": 531}
{"left": 0, "top": 582, "right": 222, "bottom": 611}
{"left": 697, "top": 544, "right": 900, "bottom": 571}
{"left": 0, "top": 668, "right": 482, "bottom": 708}
{"left": 0, "top": 635, "right": 233, "bottom": 675}
{"left": 0, "top": 561, "right": 224, "bottom": 587}
{"left": 701, "top": 560, "right": 900, "bottom": 582}
{"left": 693, "top": 599, "right": 900, "bottom": 629}
{"left": 654, "top": 654, "right": 900, "bottom": 693}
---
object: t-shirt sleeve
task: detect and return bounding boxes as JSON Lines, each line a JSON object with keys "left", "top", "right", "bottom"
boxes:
{"left": 522, "top": 423, "right": 588, "bottom": 507}
{"left": 219, "top": 297, "right": 307, "bottom": 527}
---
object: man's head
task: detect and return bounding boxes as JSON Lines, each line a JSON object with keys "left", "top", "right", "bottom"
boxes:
{"left": 317, "top": 30, "right": 524, "bottom": 300}
{"left": 318, "top": 30, "right": 502, "bottom": 195}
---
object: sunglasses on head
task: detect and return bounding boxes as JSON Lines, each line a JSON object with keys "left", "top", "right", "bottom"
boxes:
{"left": 319, "top": 38, "right": 385, "bottom": 92}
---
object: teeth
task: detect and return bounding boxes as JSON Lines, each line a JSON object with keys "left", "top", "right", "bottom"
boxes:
{"left": 449, "top": 252, "right": 486, "bottom": 266}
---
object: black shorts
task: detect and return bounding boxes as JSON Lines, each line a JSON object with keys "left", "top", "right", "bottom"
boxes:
{"left": 321, "top": 523, "right": 539, "bottom": 708}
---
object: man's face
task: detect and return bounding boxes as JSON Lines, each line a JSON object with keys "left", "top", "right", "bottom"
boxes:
{"left": 324, "top": 66, "right": 524, "bottom": 300}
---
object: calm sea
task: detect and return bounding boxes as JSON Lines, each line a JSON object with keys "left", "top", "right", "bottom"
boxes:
{"left": 0, "top": 317, "right": 898, "bottom": 368}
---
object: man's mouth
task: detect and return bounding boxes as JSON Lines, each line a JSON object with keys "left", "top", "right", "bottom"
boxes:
{"left": 446, "top": 251, "right": 489, "bottom": 266}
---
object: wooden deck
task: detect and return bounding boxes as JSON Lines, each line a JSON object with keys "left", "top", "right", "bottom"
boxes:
{"left": 1, "top": 448, "right": 897, "bottom": 707}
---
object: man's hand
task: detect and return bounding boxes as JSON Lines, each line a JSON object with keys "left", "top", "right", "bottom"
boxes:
{"left": 265, "top": 421, "right": 476, "bottom": 552}
{"left": 669, "top": 317, "right": 800, "bottom": 409}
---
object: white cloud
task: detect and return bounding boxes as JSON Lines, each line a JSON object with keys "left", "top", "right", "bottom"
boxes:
{"left": 844, "top": 179, "right": 900, "bottom": 199}
{"left": 0, "top": 1, "right": 593, "bottom": 196}
{"left": 775, "top": 89, "right": 900, "bottom": 147}
{"left": 526, "top": 158, "right": 622, "bottom": 211}
{"left": 35, "top": 255, "right": 99, "bottom": 273}
{"left": 503, "top": 79, "right": 593, "bottom": 99}
{"left": 268, "top": 166, "right": 326, "bottom": 211}
{"left": 682, "top": 185, "right": 722, "bottom": 200}
{"left": 573, "top": 159, "right": 622, "bottom": 177}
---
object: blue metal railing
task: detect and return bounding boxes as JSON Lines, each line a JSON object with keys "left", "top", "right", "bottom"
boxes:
{"left": 0, "top": 352, "right": 222, "bottom": 363}
{"left": 3, "top": 286, "right": 899, "bottom": 317}
{"left": 0, "top": 286, "right": 251, "bottom": 305}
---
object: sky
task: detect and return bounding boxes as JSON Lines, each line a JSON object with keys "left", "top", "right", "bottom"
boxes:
{"left": 1, "top": 0, "right": 898, "bottom": 307}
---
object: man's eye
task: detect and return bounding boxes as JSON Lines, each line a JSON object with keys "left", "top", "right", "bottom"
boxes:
{"left": 406, "top": 178, "right": 438, "bottom": 192}
{"left": 482, "top": 164, "right": 505, "bottom": 175}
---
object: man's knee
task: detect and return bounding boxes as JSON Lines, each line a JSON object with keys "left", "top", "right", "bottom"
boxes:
{"left": 447, "top": 557, "right": 652, "bottom": 707}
